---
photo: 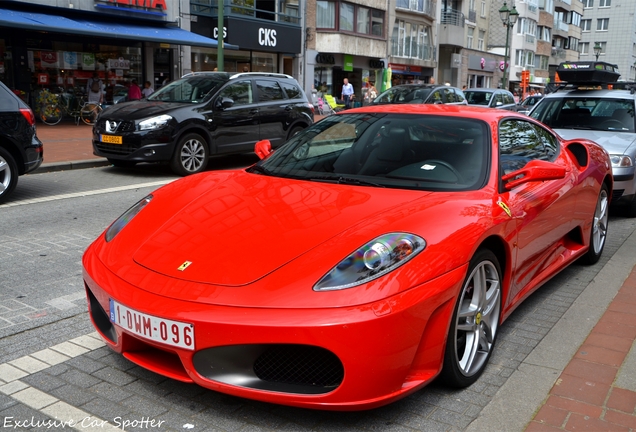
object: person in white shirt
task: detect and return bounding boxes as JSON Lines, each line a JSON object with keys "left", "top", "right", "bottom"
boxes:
{"left": 141, "top": 81, "right": 154, "bottom": 98}
{"left": 341, "top": 78, "right": 354, "bottom": 109}
{"left": 86, "top": 73, "right": 103, "bottom": 104}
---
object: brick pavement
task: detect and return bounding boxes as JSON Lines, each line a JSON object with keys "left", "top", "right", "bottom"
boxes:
{"left": 526, "top": 265, "right": 636, "bottom": 431}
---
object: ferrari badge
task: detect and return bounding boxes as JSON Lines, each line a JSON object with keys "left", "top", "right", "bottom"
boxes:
{"left": 177, "top": 261, "right": 193, "bottom": 271}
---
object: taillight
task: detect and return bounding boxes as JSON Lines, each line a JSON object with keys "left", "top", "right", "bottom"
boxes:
{"left": 307, "top": 102, "right": 315, "bottom": 114}
{"left": 19, "top": 108, "right": 35, "bottom": 126}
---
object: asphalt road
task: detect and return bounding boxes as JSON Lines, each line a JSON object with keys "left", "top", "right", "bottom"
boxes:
{"left": 1, "top": 162, "right": 635, "bottom": 431}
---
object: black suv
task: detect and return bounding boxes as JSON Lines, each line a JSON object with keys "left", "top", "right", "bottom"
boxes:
{"left": 93, "top": 72, "right": 314, "bottom": 175}
{"left": 0, "top": 81, "right": 43, "bottom": 204}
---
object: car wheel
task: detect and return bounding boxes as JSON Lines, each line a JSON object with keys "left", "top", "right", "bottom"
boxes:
{"left": 581, "top": 183, "right": 609, "bottom": 264}
{"left": 287, "top": 125, "right": 305, "bottom": 141}
{"left": 0, "top": 147, "right": 19, "bottom": 204}
{"left": 170, "top": 133, "right": 209, "bottom": 176}
{"left": 107, "top": 158, "right": 137, "bottom": 168}
{"left": 441, "top": 249, "right": 502, "bottom": 387}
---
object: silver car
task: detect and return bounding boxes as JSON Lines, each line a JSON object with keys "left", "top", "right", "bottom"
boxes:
{"left": 530, "top": 88, "right": 636, "bottom": 215}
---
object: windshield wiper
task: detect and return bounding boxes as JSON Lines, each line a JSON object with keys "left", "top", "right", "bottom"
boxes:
{"left": 247, "top": 165, "right": 273, "bottom": 175}
{"left": 309, "top": 176, "right": 385, "bottom": 187}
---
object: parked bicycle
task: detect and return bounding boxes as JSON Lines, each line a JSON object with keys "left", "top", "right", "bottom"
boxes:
{"left": 39, "top": 88, "right": 103, "bottom": 126}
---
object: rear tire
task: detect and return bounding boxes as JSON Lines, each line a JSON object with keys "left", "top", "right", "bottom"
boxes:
{"left": 40, "top": 104, "right": 63, "bottom": 125}
{"left": 170, "top": 133, "right": 208, "bottom": 176}
{"left": 441, "top": 249, "right": 502, "bottom": 387}
{"left": 0, "top": 147, "right": 19, "bottom": 204}
{"left": 287, "top": 125, "right": 305, "bottom": 141}
{"left": 581, "top": 183, "right": 609, "bottom": 264}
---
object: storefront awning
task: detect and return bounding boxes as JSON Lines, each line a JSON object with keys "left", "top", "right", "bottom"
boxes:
{"left": 0, "top": 8, "right": 237, "bottom": 49}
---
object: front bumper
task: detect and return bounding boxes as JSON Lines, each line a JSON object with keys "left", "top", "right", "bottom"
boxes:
{"left": 611, "top": 165, "right": 636, "bottom": 204}
{"left": 83, "top": 243, "right": 465, "bottom": 410}
{"left": 92, "top": 125, "right": 175, "bottom": 162}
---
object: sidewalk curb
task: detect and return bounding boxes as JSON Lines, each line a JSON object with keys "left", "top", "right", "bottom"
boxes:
{"left": 465, "top": 229, "right": 636, "bottom": 432}
{"left": 34, "top": 159, "right": 111, "bottom": 174}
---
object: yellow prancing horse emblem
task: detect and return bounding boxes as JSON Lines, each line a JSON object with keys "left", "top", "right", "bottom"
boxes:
{"left": 177, "top": 261, "right": 193, "bottom": 271}
{"left": 498, "top": 200, "right": 512, "bottom": 218}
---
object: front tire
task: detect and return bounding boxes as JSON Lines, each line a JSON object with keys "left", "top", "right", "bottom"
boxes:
{"left": 170, "top": 133, "right": 209, "bottom": 176}
{"left": 81, "top": 104, "right": 102, "bottom": 125}
{"left": 441, "top": 249, "right": 502, "bottom": 387}
{"left": 581, "top": 183, "right": 609, "bottom": 264}
{"left": 0, "top": 147, "right": 19, "bottom": 204}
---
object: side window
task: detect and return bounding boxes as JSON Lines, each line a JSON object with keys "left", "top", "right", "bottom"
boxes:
{"left": 217, "top": 80, "right": 253, "bottom": 106}
{"left": 443, "top": 87, "right": 455, "bottom": 103}
{"left": 499, "top": 119, "right": 554, "bottom": 174}
{"left": 494, "top": 92, "right": 504, "bottom": 107}
{"left": 430, "top": 90, "right": 443, "bottom": 103}
{"left": 280, "top": 81, "right": 302, "bottom": 99}
{"left": 504, "top": 93, "right": 515, "bottom": 105}
{"left": 256, "top": 80, "right": 285, "bottom": 102}
{"left": 454, "top": 89, "right": 466, "bottom": 104}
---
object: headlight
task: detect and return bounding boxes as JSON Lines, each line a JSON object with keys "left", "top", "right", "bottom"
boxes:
{"left": 314, "top": 233, "right": 426, "bottom": 291}
{"left": 105, "top": 195, "right": 152, "bottom": 242}
{"left": 138, "top": 115, "right": 172, "bottom": 131}
{"left": 610, "top": 154, "right": 633, "bottom": 168}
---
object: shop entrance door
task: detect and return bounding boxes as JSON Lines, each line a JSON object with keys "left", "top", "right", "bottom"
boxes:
{"left": 154, "top": 48, "right": 173, "bottom": 89}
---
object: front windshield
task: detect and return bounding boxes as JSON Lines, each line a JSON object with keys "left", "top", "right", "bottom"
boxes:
{"left": 465, "top": 91, "right": 492, "bottom": 106}
{"left": 148, "top": 74, "right": 228, "bottom": 103}
{"left": 373, "top": 87, "right": 434, "bottom": 104}
{"left": 253, "top": 113, "right": 490, "bottom": 191}
{"left": 530, "top": 97, "right": 636, "bottom": 132}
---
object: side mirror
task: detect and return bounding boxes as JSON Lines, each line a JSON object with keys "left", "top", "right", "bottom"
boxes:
{"left": 502, "top": 159, "right": 566, "bottom": 189}
{"left": 215, "top": 97, "right": 234, "bottom": 110}
{"left": 255, "top": 140, "right": 273, "bottom": 160}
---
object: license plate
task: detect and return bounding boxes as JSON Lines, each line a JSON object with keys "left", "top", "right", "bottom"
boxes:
{"left": 101, "top": 134, "right": 122, "bottom": 144}
{"left": 109, "top": 299, "right": 195, "bottom": 350}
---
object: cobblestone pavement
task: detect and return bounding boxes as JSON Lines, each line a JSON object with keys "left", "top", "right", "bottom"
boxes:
{"left": 1, "top": 167, "right": 635, "bottom": 431}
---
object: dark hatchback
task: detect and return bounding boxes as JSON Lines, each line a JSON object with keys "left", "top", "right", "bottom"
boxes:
{"left": 0, "top": 81, "right": 43, "bottom": 204}
{"left": 93, "top": 72, "right": 314, "bottom": 175}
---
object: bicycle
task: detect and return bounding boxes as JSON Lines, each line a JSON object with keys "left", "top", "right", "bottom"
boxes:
{"left": 39, "top": 89, "right": 103, "bottom": 126}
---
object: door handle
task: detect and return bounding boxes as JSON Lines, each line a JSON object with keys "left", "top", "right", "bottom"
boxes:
{"left": 250, "top": 109, "right": 259, "bottom": 114}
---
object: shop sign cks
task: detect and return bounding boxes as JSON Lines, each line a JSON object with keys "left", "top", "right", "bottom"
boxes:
{"left": 259, "top": 28, "right": 277, "bottom": 47}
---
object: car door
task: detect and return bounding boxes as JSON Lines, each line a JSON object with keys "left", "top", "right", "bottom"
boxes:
{"left": 255, "top": 79, "right": 289, "bottom": 148}
{"left": 209, "top": 79, "right": 260, "bottom": 154}
{"left": 497, "top": 118, "right": 577, "bottom": 304}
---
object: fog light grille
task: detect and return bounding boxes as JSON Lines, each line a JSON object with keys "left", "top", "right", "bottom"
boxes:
{"left": 253, "top": 345, "right": 344, "bottom": 388}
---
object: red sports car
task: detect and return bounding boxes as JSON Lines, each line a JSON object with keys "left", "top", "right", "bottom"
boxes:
{"left": 83, "top": 105, "right": 611, "bottom": 410}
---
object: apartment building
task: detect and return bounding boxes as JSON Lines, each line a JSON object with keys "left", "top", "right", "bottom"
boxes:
{"left": 578, "top": 0, "right": 636, "bottom": 82}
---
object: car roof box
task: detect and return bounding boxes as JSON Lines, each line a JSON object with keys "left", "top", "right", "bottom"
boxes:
{"left": 557, "top": 61, "right": 620, "bottom": 84}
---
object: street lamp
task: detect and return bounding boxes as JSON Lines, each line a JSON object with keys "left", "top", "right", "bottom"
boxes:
{"left": 593, "top": 43, "right": 602, "bottom": 61}
{"left": 499, "top": 2, "right": 519, "bottom": 90}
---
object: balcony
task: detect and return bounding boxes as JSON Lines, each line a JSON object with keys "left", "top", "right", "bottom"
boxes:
{"left": 391, "top": 38, "right": 435, "bottom": 61}
{"left": 439, "top": 9, "right": 465, "bottom": 47}
{"left": 396, "top": 0, "right": 434, "bottom": 17}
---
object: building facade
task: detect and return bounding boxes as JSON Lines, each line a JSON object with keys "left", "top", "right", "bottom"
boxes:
{"left": 0, "top": 0, "right": 222, "bottom": 110}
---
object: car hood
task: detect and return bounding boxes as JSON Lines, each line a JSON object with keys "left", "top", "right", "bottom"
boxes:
{"left": 129, "top": 172, "right": 430, "bottom": 287}
{"left": 101, "top": 100, "right": 188, "bottom": 120}
{"left": 554, "top": 129, "right": 636, "bottom": 155}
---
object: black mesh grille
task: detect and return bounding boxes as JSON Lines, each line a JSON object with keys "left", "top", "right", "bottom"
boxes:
{"left": 96, "top": 120, "right": 135, "bottom": 133}
{"left": 94, "top": 142, "right": 137, "bottom": 156}
{"left": 253, "top": 345, "right": 344, "bottom": 388}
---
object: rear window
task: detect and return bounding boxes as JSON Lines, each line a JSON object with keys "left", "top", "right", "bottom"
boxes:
{"left": 0, "top": 84, "right": 21, "bottom": 111}
{"left": 465, "top": 91, "right": 492, "bottom": 106}
{"left": 373, "top": 87, "right": 433, "bottom": 104}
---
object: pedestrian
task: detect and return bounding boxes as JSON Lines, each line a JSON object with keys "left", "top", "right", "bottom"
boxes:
{"left": 86, "top": 73, "right": 103, "bottom": 104}
{"left": 365, "top": 82, "right": 378, "bottom": 105}
{"left": 128, "top": 79, "right": 142, "bottom": 101}
{"left": 341, "top": 78, "right": 354, "bottom": 109}
{"left": 141, "top": 81, "right": 154, "bottom": 98}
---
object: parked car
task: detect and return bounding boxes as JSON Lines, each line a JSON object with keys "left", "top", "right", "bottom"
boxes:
{"left": 84, "top": 104, "right": 611, "bottom": 410}
{"left": 464, "top": 88, "right": 519, "bottom": 111}
{"left": 517, "top": 94, "right": 543, "bottom": 115}
{"left": 371, "top": 84, "right": 467, "bottom": 105}
{"left": 0, "top": 81, "right": 43, "bottom": 204}
{"left": 93, "top": 72, "right": 314, "bottom": 176}
{"left": 529, "top": 60, "right": 636, "bottom": 215}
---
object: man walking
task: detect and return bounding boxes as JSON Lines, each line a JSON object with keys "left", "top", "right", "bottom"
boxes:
{"left": 341, "top": 78, "right": 354, "bottom": 109}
